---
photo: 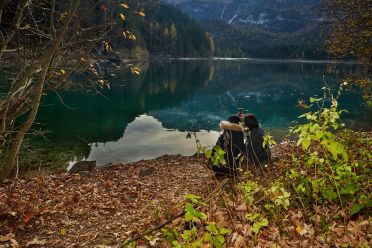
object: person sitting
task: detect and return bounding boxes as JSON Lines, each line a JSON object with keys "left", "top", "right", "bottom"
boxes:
{"left": 243, "top": 114, "right": 270, "bottom": 166}
{"left": 209, "top": 115, "right": 245, "bottom": 177}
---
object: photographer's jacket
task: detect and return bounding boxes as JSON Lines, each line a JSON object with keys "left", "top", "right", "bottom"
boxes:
{"left": 245, "top": 127, "right": 270, "bottom": 165}
{"left": 211, "top": 121, "right": 245, "bottom": 175}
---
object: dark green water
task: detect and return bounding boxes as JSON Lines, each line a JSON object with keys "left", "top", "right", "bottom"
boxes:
{"left": 26, "top": 60, "right": 370, "bottom": 169}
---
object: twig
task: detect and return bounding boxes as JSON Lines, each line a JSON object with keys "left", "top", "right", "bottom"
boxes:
{"left": 221, "top": 193, "right": 237, "bottom": 232}
{"left": 290, "top": 182, "right": 306, "bottom": 210}
{"left": 15, "top": 154, "right": 19, "bottom": 178}
{"left": 54, "top": 91, "right": 75, "bottom": 110}
{"left": 123, "top": 178, "right": 230, "bottom": 245}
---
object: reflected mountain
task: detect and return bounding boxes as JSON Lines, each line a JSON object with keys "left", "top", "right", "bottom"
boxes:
{"left": 38, "top": 60, "right": 214, "bottom": 142}
{"left": 24, "top": 60, "right": 369, "bottom": 169}
{"left": 87, "top": 115, "right": 218, "bottom": 166}
{"left": 25, "top": 60, "right": 214, "bottom": 168}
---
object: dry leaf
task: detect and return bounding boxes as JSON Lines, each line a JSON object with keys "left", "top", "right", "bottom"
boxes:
{"left": 136, "top": 11, "right": 145, "bottom": 17}
{"left": 242, "top": 224, "right": 252, "bottom": 238}
{"left": 214, "top": 211, "right": 228, "bottom": 227}
{"left": 119, "top": 13, "right": 126, "bottom": 21}
{"left": 149, "top": 237, "right": 159, "bottom": 246}
{"left": 0, "top": 233, "right": 14, "bottom": 242}
{"left": 26, "top": 237, "right": 46, "bottom": 247}
{"left": 234, "top": 235, "right": 247, "bottom": 248}
{"left": 10, "top": 239, "right": 20, "bottom": 247}
{"left": 286, "top": 226, "right": 297, "bottom": 238}
{"left": 236, "top": 202, "right": 247, "bottom": 211}
{"left": 296, "top": 226, "right": 307, "bottom": 236}
{"left": 303, "top": 223, "right": 314, "bottom": 237}
{"left": 289, "top": 210, "right": 302, "bottom": 227}
{"left": 59, "top": 228, "right": 67, "bottom": 236}
{"left": 230, "top": 232, "right": 238, "bottom": 243}
{"left": 23, "top": 211, "right": 34, "bottom": 223}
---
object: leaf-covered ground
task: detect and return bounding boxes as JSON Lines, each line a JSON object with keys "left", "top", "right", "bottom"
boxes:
{"left": 0, "top": 140, "right": 371, "bottom": 247}
{"left": 198, "top": 140, "right": 371, "bottom": 248}
{"left": 0, "top": 155, "right": 216, "bottom": 247}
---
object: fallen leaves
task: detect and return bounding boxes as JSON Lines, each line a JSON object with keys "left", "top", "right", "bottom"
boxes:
{"left": 59, "top": 228, "right": 67, "bottom": 236}
{"left": 0, "top": 155, "right": 213, "bottom": 247}
{"left": 235, "top": 202, "right": 247, "bottom": 212}
{"left": 22, "top": 211, "right": 35, "bottom": 223}
{"left": 0, "top": 233, "right": 14, "bottom": 242}
{"left": 1, "top": 144, "right": 371, "bottom": 247}
{"left": 231, "top": 233, "right": 247, "bottom": 247}
{"left": 25, "top": 237, "right": 46, "bottom": 247}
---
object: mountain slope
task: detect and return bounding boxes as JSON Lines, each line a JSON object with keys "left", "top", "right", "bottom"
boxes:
{"left": 164, "top": 0, "right": 322, "bottom": 33}
{"left": 162, "top": 0, "right": 328, "bottom": 59}
{"left": 203, "top": 20, "right": 328, "bottom": 59}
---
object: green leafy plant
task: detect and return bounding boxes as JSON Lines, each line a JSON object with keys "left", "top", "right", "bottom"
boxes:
{"left": 289, "top": 84, "right": 370, "bottom": 216}
{"left": 162, "top": 228, "right": 180, "bottom": 247}
{"left": 203, "top": 145, "right": 226, "bottom": 167}
{"left": 184, "top": 203, "right": 207, "bottom": 223}
{"left": 264, "top": 182, "right": 291, "bottom": 219}
{"left": 202, "top": 222, "right": 231, "bottom": 248}
{"left": 263, "top": 133, "right": 276, "bottom": 163}
{"left": 263, "top": 133, "right": 277, "bottom": 148}
{"left": 245, "top": 213, "right": 269, "bottom": 239}
{"left": 184, "top": 194, "right": 208, "bottom": 224}
{"left": 122, "top": 241, "right": 136, "bottom": 248}
{"left": 162, "top": 194, "right": 230, "bottom": 248}
{"left": 239, "top": 180, "right": 261, "bottom": 205}
{"left": 184, "top": 194, "right": 207, "bottom": 206}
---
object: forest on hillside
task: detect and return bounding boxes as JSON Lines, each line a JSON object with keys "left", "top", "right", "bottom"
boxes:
{"left": 202, "top": 20, "right": 329, "bottom": 59}
{"left": 113, "top": 0, "right": 214, "bottom": 58}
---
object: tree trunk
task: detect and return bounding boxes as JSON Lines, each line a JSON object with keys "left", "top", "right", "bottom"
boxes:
{"left": 0, "top": 0, "right": 80, "bottom": 183}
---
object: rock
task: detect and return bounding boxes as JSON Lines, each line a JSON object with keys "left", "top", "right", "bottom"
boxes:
{"left": 68, "top": 161, "right": 96, "bottom": 173}
{"left": 139, "top": 167, "right": 156, "bottom": 177}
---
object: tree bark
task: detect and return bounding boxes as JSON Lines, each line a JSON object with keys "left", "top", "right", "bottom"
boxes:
{"left": 0, "top": 0, "right": 80, "bottom": 183}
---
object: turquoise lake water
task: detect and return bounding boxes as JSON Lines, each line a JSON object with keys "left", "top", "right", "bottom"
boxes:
{"left": 27, "top": 60, "right": 370, "bottom": 169}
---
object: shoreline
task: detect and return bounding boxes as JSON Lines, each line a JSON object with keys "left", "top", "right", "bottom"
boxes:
{"left": 120, "top": 57, "right": 360, "bottom": 65}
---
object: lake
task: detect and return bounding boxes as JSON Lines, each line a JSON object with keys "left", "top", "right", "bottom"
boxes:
{"left": 26, "top": 60, "right": 370, "bottom": 170}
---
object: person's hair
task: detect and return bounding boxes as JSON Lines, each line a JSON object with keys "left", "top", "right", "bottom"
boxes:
{"left": 243, "top": 113, "right": 259, "bottom": 130}
{"left": 228, "top": 115, "right": 241, "bottom": 124}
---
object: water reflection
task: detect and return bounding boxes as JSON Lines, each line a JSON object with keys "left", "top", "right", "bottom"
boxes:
{"left": 150, "top": 61, "right": 368, "bottom": 133}
{"left": 87, "top": 115, "right": 218, "bottom": 166}
{"left": 26, "top": 60, "right": 369, "bottom": 169}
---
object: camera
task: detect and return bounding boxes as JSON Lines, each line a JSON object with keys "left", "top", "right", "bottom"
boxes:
{"left": 238, "top": 108, "right": 244, "bottom": 120}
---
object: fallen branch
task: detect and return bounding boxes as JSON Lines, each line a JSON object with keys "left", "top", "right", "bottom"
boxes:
{"left": 123, "top": 178, "right": 230, "bottom": 246}
{"left": 221, "top": 192, "right": 237, "bottom": 232}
